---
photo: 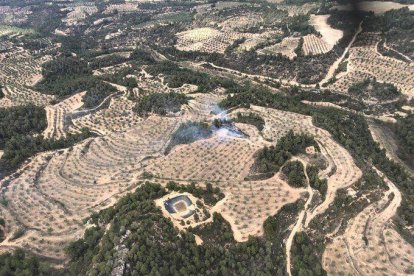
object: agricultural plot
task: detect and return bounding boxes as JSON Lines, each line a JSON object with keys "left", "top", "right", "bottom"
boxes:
{"left": 303, "top": 15, "right": 343, "bottom": 56}
{"left": 0, "top": 25, "right": 34, "bottom": 37}
{"left": 303, "top": 34, "right": 330, "bottom": 56}
{"left": 259, "top": 37, "right": 300, "bottom": 60}
{"left": 0, "top": 51, "right": 54, "bottom": 107}
{"left": 175, "top": 27, "right": 254, "bottom": 54}
{"left": 42, "top": 92, "right": 86, "bottom": 140}
{"left": 244, "top": 106, "right": 362, "bottom": 226}
{"left": 323, "top": 168, "right": 414, "bottom": 275}
{"left": 104, "top": 3, "right": 139, "bottom": 14}
{"left": 62, "top": 5, "right": 98, "bottom": 26}
{"left": 145, "top": 104, "right": 361, "bottom": 242}
{"left": 0, "top": 116, "right": 180, "bottom": 259}
{"left": 72, "top": 94, "right": 142, "bottom": 136}
{"left": 328, "top": 32, "right": 414, "bottom": 97}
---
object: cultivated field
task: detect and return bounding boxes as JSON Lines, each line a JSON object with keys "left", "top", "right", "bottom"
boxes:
{"left": 175, "top": 27, "right": 254, "bottom": 54}
{"left": 328, "top": 32, "right": 414, "bottom": 97}
{"left": 323, "top": 168, "right": 414, "bottom": 275}
{"left": 259, "top": 37, "right": 300, "bottom": 60}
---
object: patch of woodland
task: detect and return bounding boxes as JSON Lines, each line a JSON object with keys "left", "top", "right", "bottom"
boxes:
{"left": 394, "top": 114, "right": 414, "bottom": 168}
{"left": 0, "top": 249, "right": 57, "bottom": 275}
{"left": 364, "top": 8, "right": 414, "bottom": 59}
{"left": 251, "top": 130, "right": 319, "bottom": 180}
{"left": 0, "top": 105, "right": 46, "bottom": 148}
{"left": 0, "top": 128, "right": 94, "bottom": 176}
{"left": 35, "top": 56, "right": 117, "bottom": 108}
{"left": 281, "top": 160, "right": 307, "bottom": 188}
{"left": 132, "top": 92, "right": 190, "bottom": 117}
{"left": 232, "top": 112, "right": 265, "bottom": 131}
{"left": 348, "top": 78, "right": 402, "bottom": 102}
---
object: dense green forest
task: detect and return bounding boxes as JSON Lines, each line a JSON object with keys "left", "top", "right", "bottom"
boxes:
{"left": 395, "top": 114, "right": 414, "bottom": 163}
{"left": 282, "top": 160, "right": 306, "bottom": 188}
{"left": 146, "top": 61, "right": 236, "bottom": 92}
{"left": 35, "top": 56, "right": 117, "bottom": 107}
{"left": 348, "top": 79, "right": 401, "bottom": 101}
{"left": 0, "top": 249, "right": 54, "bottom": 275}
{"left": 133, "top": 92, "right": 189, "bottom": 116}
{"left": 253, "top": 130, "right": 318, "bottom": 177}
{"left": 291, "top": 232, "right": 326, "bottom": 276}
{"left": 0, "top": 105, "right": 46, "bottom": 148}
{"left": 306, "top": 165, "right": 328, "bottom": 198}
{"left": 0, "top": 128, "right": 94, "bottom": 174}
{"left": 233, "top": 112, "right": 265, "bottom": 131}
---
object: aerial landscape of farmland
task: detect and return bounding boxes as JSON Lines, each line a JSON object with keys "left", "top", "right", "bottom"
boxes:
{"left": 0, "top": 0, "right": 413, "bottom": 275}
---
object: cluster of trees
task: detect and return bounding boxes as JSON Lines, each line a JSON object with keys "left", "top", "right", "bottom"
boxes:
{"left": 307, "top": 165, "right": 328, "bottom": 198}
{"left": 348, "top": 78, "right": 401, "bottom": 101}
{"left": 88, "top": 54, "right": 130, "bottom": 70}
{"left": 0, "top": 128, "right": 94, "bottom": 174}
{"left": 233, "top": 112, "right": 265, "bottom": 131}
{"left": 282, "top": 160, "right": 306, "bottom": 188}
{"left": 284, "top": 14, "right": 317, "bottom": 36}
{"left": 132, "top": 92, "right": 189, "bottom": 116}
{"left": 0, "top": 105, "right": 46, "bottom": 148}
{"left": 146, "top": 61, "right": 236, "bottom": 92}
{"left": 165, "top": 122, "right": 212, "bottom": 154}
{"left": 394, "top": 114, "right": 414, "bottom": 165}
{"left": 0, "top": 249, "right": 54, "bottom": 275}
{"left": 364, "top": 8, "right": 414, "bottom": 58}
{"left": 254, "top": 130, "right": 318, "bottom": 176}
{"left": 166, "top": 181, "right": 224, "bottom": 205}
{"left": 291, "top": 232, "right": 326, "bottom": 276}
{"left": 66, "top": 182, "right": 293, "bottom": 275}
{"left": 35, "top": 56, "right": 117, "bottom": 107}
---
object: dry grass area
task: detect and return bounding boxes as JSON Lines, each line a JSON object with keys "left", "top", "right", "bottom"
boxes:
{"left": 323, "top": 168, "right": 414, "bottom": 275}
{"left": 328, "top": 32, "right": 414, "bottom": 97}
{"left": 259, "top": 37, "right": 300, "bottom": 60}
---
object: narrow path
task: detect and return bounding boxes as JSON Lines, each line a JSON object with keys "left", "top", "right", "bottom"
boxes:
{"left": 319, "top": 21, "right": 363, "bottom": 86}
{"left": 286, "top": 159, "right": 314, "bottom": 276}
